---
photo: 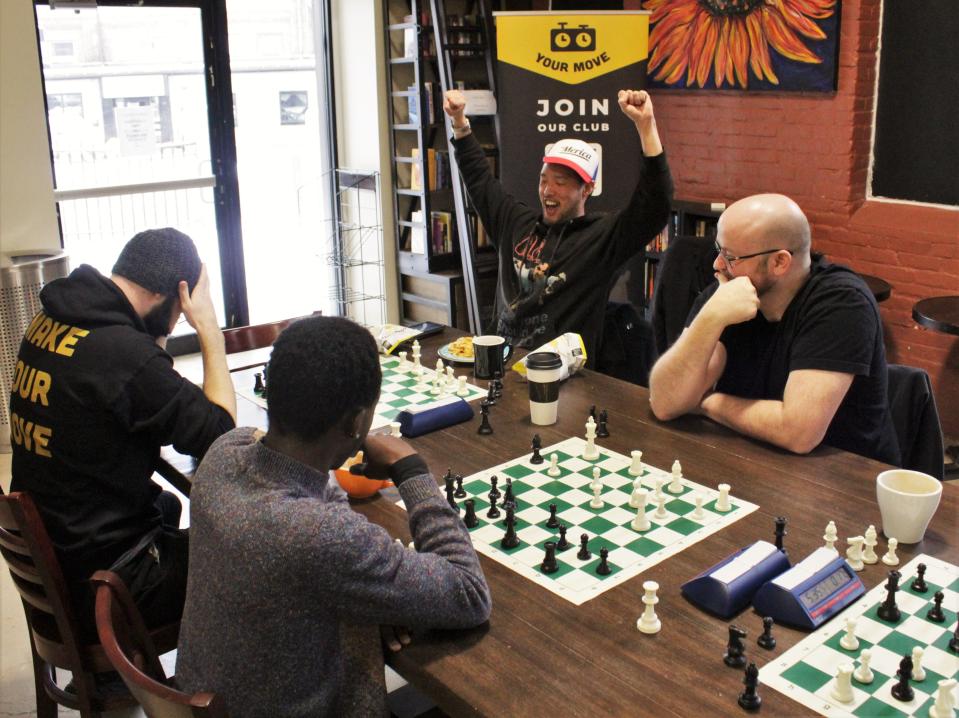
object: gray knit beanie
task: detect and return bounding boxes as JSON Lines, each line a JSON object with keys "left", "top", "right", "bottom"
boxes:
{"left": 112, "top": 228, "right": 202, "bottom": 297}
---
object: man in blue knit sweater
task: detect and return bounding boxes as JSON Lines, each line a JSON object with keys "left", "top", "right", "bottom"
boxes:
{"left": 177, "top": 316, "right": 492, "bottom": 717}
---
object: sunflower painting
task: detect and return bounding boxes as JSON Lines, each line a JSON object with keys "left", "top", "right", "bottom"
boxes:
{"left": 643, "top": 0, "right": 841, "bottom": 91}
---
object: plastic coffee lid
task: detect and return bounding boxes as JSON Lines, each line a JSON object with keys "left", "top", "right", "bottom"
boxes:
{"left": 526, "top": 351, "right": 563, "bottom": 370}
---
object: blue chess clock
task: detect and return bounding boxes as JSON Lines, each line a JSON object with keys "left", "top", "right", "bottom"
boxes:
{"left": 752, "top": 547, "right": 865, "bottom": 630}
{"left": 682, "top": 540, "right": 791, "bottom": 618}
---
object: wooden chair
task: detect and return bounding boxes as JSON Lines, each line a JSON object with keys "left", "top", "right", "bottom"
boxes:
{"left": 92, "top": 571, "right": 228, "bottom": 718}
{"left": 0, "top": 491, "right": 180, "bottom": 717}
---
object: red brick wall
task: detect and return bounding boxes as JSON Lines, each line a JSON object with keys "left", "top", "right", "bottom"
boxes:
{"left": 627, "top": 0, "right": 959, "bottom": 436}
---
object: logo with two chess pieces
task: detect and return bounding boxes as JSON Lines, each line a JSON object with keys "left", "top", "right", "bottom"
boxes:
{"left": 549, "top": 22, "right": 596, "bottom": 53}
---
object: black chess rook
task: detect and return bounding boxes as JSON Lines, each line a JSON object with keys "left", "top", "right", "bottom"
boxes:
{"left": 541, "top": 541, "right": 559, "bottom": 574}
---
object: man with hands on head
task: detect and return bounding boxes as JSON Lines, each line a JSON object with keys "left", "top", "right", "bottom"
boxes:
{"left": 649, "top": 194, "right": 899, "bottom": 465}
{"left": 443, "top": 88, "right": 672, "bottom": 359}
{"left": 9, "top": 227, "right": 236, "bottom": 639}
{"left": 177, "top": 316, "right": 491, "bottom": 718}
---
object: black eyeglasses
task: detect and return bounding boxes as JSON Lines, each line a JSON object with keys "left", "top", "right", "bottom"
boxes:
{"left": 714, "top": 240, "right": 792, "bottom": 266}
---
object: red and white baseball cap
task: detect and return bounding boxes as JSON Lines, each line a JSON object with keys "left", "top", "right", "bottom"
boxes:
{"left": 543, "top": 139, "right": 599, "bottom": 184}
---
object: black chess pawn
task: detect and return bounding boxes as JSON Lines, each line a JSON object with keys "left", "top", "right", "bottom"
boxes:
{"left": 911, "top": 563, "right": 928, "bottom": 592}
{"left": 927, "top": 590, "right": 946, "bottom": 623}
{"left": 877, "top": 570, "right": 901, "bottom": 622}
{"left": 478, "top": 400, "right": 493, "bottom": 435}
{"left": 577, "top": 533, "right": 591, "bottom": 560}
{"left": 724, "top": 625, "right": 748, "bottom": 668}
{"left": 463, "top": 499, "right": 479, "bottom": 528}
{"left": 950, "top": 621, "right": 958, "bottom": 653}
{"left": 545, "top": 503, "right": 560, "bottom": 529}
{"left": 253, "top": 372, "right": 264, "bottom": 394}
{"left": 596, "top": 547, "right": 611, "bottom": 575}
{"left": 596, "top": 409, "right": 610, "bottom": 438}
{"left": 891, "top": 655, "right": 914, "bottom": 702}
{"left": 486, "top": 490, "right": 501, "bottom": 519}
{"left": 492, "top": 371, "right": 504, "bottom": 399}
{"left": 774, "top": 516, "right": 788, "bottom": 553}
{"left": 530, "top": 434, "right": 544, "bottom": 464}
{"left": 541, "top": 541, "right": 559, "bottom": 574}
{"left": 556, "top": 524, "right": 571, "bottom": 551}
{"left": 589, "top": 404, "right": 596, "bottom": 421}
{"left": 486, "top": 382, "right": 497, "bottom": 406}
{"left": 737, "top": 662, "right": 762, "bottom": 712}
{"left": 757, "top": 617, "right": 776, "bottom": 650}
{"left": 453, "top": 474, "right": 467, "bottom": 498}
{"left": 489, "top": 475, "right": 501, "bottom": 502}
{"left": 443, "top": 467, "right": 453, "bottom": 483}
{"left": 501, "top": 506, "right": 519, "bottom": 549}
{"left": 445, "top": 476, "right": 458, "bottom": 514}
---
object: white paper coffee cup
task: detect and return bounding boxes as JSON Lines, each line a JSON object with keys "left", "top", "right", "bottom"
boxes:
{"left": 527, "top": 352, "right": 563, "bottom": 425}
{"left": 876, "top": 469, "right": 942, "bottom": 544}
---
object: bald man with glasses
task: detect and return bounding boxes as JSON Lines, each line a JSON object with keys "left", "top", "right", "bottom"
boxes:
{"left": 649, "top": 194, "right": 899, "bottom": 465}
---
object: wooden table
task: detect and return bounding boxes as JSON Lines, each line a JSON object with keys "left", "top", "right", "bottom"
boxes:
{"left": 218, "top": 334, "right": 956, "bottom": 717}
{"left": 913, "top": 295, "right": 959, "bottom": 337}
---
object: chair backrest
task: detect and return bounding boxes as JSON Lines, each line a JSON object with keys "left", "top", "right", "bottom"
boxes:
{"left": 0, "top": 491, "right": 99, "bottom": 705}
{"left": 92, "top": 570, "right": 228, "bottom": 718}
{"left": 650, "top": 235, "right": 718, "bottom": 357}
{"left": 221, "top": 312, "right": 320, "bottom": 355}
{"left": 887, "top": 363, "right": 945, "bottom": 480}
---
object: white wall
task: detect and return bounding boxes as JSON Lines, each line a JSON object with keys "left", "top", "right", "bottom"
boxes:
{"left": 0, "top": 0, "right": 61, "bottom": 261}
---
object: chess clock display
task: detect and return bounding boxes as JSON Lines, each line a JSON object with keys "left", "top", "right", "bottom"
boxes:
{"left": 753, "top": 548, "right": 865, "bottom": 630}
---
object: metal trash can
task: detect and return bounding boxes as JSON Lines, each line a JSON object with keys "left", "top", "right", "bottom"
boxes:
{"left": 1, "top": 252, "right": 71, "bottom": 453}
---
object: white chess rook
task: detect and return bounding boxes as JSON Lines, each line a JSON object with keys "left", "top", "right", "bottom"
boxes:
{"left": 830, "top": 663, "right": 855, "bottom": 703}
{"left": 631, "top": 491, "right": 650, "bottom": 531}
{"left": 715, "top": 483, "right": 731, "bottom": 512}
{"left": 456, "top": 375, "right": 469, "bottom": 397}
{"left": 637, "top": 580, "right": 661, "bottom": 634}
{"left": 389, "top": 421, "right": 402, "bottom": 438}
{"left": 629, "top": 450, "right": 643, "bottom": 476}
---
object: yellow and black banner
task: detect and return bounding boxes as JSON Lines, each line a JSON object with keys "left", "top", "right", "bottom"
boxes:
{"left": 494, "top": 11, "right": 650, "bottom": 211}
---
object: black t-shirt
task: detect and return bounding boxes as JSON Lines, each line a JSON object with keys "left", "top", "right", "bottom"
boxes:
{"left": 687, "top": 256, "right": 900, "bottom": 465}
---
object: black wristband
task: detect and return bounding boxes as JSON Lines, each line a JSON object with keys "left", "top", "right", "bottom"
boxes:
{"left": 388, "top": 454, "right": 430, "bottom": 487}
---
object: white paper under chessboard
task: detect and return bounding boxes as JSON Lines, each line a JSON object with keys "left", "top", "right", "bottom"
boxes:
{"left": 398, "top": 436, "right": 759, "bottom": 605}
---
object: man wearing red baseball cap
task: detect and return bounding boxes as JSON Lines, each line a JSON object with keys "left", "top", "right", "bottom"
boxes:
{"left": 444, "top": 89, "right": 672, "bottom": 360}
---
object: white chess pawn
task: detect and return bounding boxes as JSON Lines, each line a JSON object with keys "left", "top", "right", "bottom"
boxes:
{"left": 881, "top": 537, "right": 899, "bottom": 565}
{"left": 628, "top": 450, "right": 643, "bottom": 476}
{"left": 654, "top": 478, "right": 665, "bottom": 501}
{"left": 839, "top": 617, "right": 859, "bottom": 651}
{"left": 631, "top": 491, "right": 650, "bottom": 531}
{"left": 830, "top": 663, "right": 855, "bottom": 703}
{"left": 456, "top": 375, "right": 469, "bottom": 397}
{"left": 715, "top": 483, "right": 731, "bottom": 512}
{"left": 592, "top": 466, "right": 601, "bottom": 484}
{"left": 636, "top": 580, "right": 661, "bottom": 634}
{"left": 654, "top": 494, "right": 668, "bottom": 519}
{"left": 435, "top": 358, "right": 444, "bottom": 375}
{"left": 823, "top": 520, "right": 839, "bottom": 552}
{"left": 590, "top": 481, "right": 604, "bottom": 509}
{"left": 853, "top": 648, "right": 874, "bottom": 684}
{"left": 547, "top": 453, "right": 561, "bottom": 477}
{"left": 692, "top": 494, "right": 705, "bottom": 520}
{"left": 389, "top": 421, "right": 402, "bottom": 438}
{"left": 668, "top": 460, "right": 683, "bottom": 494}
{"left": 430, "top": 374, "right": 441, "bottom": 396}
{"left": 845, "top": 536, "right": 865, "bottom": 571}
{"left": 911, "top": 646, "right": 926, "bottom": 682}
{"left": 862, "top": 525, "right": 878, "bottom": 564}
{"left": 929, "top": 678, "right": 957, "bottom": 718}
{"left": 583, "top": 416, "right": 599, "bottom": 460}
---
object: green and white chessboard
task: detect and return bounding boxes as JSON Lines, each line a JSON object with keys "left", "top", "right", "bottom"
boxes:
{"left": 235, "top": 355, "right": 487, "bottom": 432}
{"left": 762, "top": 554, "right": 959, "bottom": 717}
{"left": 402, "top": 436, "right": 759, "bottom": 606}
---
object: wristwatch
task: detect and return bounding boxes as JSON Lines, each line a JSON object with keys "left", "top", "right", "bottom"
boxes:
{"left": 452, "top": 120, "right": 472, "bottom": 139}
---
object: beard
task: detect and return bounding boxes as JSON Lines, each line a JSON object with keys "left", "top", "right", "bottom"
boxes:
{"left": 142, "top": 294, "right": 178, "bottom": 338}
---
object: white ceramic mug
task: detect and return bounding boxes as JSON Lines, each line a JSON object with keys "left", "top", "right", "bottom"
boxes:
{"left": 875, "top": 469, "right": 943, "bottom": 544}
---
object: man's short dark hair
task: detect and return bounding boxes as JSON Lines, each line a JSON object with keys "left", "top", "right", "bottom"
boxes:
{"left": 266, "top": 316, "right": 381, "bottom": 440}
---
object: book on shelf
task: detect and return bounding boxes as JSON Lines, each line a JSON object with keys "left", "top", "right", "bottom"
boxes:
{"left": 410, "top": 210, "right": 426, "bottom": 255}
{"left": 430, "top": 211, "right": 453, "bottom": 255}
{"left": 407, "top": 85, "right": 418, "bottom": 126}
{"left": 403, "top": 15, "right": 417, "bottom": 58}
{"left": 410, "top": 148, "right": 423, "bottom": 191}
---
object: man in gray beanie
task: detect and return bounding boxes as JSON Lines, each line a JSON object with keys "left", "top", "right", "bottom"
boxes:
{"left": 9, "top": 227, "right": 237, "bottom": 651}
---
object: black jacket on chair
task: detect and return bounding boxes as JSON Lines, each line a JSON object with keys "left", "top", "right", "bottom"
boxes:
{"left": 651, "top": 235, "right": 717, "bottom": 357}
{"left": 887, "top": 363, "right": 944, "bottom": 480}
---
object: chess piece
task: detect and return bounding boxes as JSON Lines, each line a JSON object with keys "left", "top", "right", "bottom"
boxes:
{"left": 492, "top": 371, "right": 503, "bottom": 399}
{"left": 830, "top": 663, "right": 855, "bottom": 703}
{"left": 757, "top": 617, "right": 776, "bottom": 650}
{"left": 577, "top": 534, "right": 591, "bottom": 560}
{"left": 486, "top": 490, "right": 501, "bottom": 519}
{"left": 628, "top": 449, "right": 643, "bottom": 476}
{"left": 891, "top": 655, "right": 914, "bottom": 702}
{"left": 774, "top": 516, "right": 788, "bottom": 554}
{"left": 911, "top": 646, "right": 926, "bottom": 682}
{"left": 853, "top": 649, "right": 874, "bottom": 684}
{"left": 596, "top": 409, "right": 610, "bottom": 438}
{"left": 631, "top": 493, "right": 651, "bottom": 531}
{"left": 911, "top": 562, "right": 928, "bottom": 592}
{"left": 502, "top": 478, "right": 515, "bottom": 509}
{"left": 545, "top": 503, "right": 560, "bottom": 529}
{"left": 668, "top": 460, "right": 683, "bottom": 494}
{"left": 596, "top": 547, "right": 611, "bottom": 575}
{"left": 253, "top": 372, "right": 264, "bottom": 394}
{"left": 430, "top": 374, "right": 441, "bottom": 396}
{"left": 654, "top": 478, "right": 665, "bottom": 501}
{"left": 692, "top": 494, "right": 705, "bottom": 520}
{"left": 738, "top": 662, "right": 762, "bottom": 712}
{"left": 951, "top": 622, "right": 959, "bottom": 654}
{"left": 723, "top": 625, "right": 748, "bottom": 668}
{"left": 590, "top": 482, "right": 604, "bottom": 509}
{"left": 456, "top": 375, "right": 469, "bottom": 397}
{"left": 845, "top": 536, "right": 865, "bottom": 571}
{"left": 583, "top": 416, "right": 599, "bottom": 460}
{"left": 489, "top": 475, "right": 501, "bottom": 502}
{"left": 485, "top": 381, "right": 497, "bottom": 406}
{"left": 477, "top": 400, "right": 493, "bottom": 435}
{"left": 877, "top": 570, "right": 901, "bottom": 622}
{"left": 929, "top": 678, "right": 957, "bottom": 718}
{"left": 556, "top": 524, "right": 571, "bottom": 551}
{"left": 637, "top": 580, "right": 661, "bottom": 634}
{"left": 463, "top": 499, "right": 479, "bottom": 528}
{"left": 823, "top": 520, "right": 839, "bottom": 552}
{"left": 541, "top": 541, "right": 559, "bottom": 574}
{"left": 389, "top": 421, "right": 402, "bottom": 437}
{"left": 530, "top": 434, "right": 544, "bottom": 464}
{"left": 863, "top": 525, "right": 878, "bottom": 564}
{"left": 398, "top": 350, "right": 408, "bottom": 367}
{"left": 589, "top": 404, "right": 597, "bottom": 421}
{"left": 715, "top": 483, "right": 731, "bottom": 512}
{"left": 547, "top": 453, "right": 561, "bottom": 477}
{"left": 629, "top": 480, "right": 645, "bottom": 509}
{"left": 840, "top": 617, "right": 859, "bottom": 650}
{"left": 654, "top": 494, "right": 668, "bottom": 519}
{"left": 927, "top": 590, "right": 946, "bottom": 622}
{"left": 881, "top": 537, "right": 899, "bottom": 565}
{"left": 453, "top": 474, "right": 466, "bottom": 498}
{"left": 444, "top": 475, "right": 458, "bottom": 513}
{"left": 501, "top": 506, "right": 519, "bottom": 549}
